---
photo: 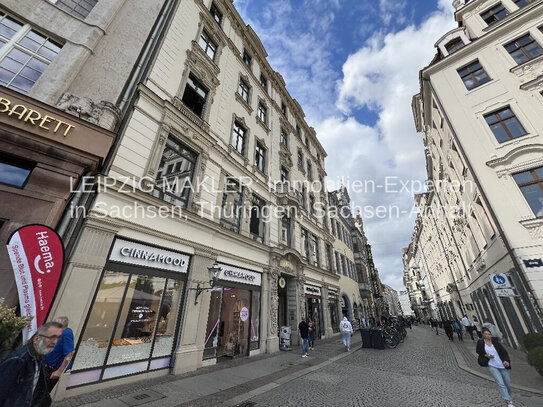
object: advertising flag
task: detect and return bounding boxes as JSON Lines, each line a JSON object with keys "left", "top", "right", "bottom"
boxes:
{"left": 6, "top": 224, "right": 64, "bottom": 341}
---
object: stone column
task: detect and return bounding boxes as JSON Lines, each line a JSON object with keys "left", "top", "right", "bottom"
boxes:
{"left": 265, "top": 268, "right": 280, "bottom": 353}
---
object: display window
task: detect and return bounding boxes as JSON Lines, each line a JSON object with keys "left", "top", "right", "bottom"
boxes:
{"left": 329, "top": 291, "right": 339, "bottom": 333}
{"left": 204, "top": 285, "right": 260, "bottom": 360}
{"left": 306, "top": 297, "right": 323, "bottom": 338}
{"left": 69, "top": 266, "right": 186, "bottom": 387}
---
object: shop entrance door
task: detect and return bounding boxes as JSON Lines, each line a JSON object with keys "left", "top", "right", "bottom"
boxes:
{"left": 306, "top": 297, "right": 323, "bottom": 338}
{"left": 217, "top": 287, "right": 251, "bottom": 358}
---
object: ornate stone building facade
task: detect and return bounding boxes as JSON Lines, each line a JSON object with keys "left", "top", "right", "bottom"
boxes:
{"left": 408, "top": 0, "right": 543, "bottom": 347}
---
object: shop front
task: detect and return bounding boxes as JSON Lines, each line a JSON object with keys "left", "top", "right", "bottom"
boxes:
{"left": 328, "top": 289, "right": 340, "bottom": 333}
{"left": 304, "top": 284, "right": 324, "bottom": 339}
{"left": 203, "top": 263, "right": 261, "bottom": 361}
{"left": 68, "top": 238, "right": 189, "bottom": 387}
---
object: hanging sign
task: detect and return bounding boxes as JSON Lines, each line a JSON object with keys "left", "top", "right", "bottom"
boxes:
{"left": 6, "top": 224, "right": 64, "bottom": 341}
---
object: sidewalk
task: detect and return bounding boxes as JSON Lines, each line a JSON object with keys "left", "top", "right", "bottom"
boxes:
{"left": 446, "top": 331, "right": 543, "bottom": 395}
{"left": 55, "top": 333, "right": 360, "bottom": 407}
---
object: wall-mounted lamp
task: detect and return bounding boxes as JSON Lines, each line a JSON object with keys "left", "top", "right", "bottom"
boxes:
{"left": 191, "top": 261, "right": 222, "bottom": 305}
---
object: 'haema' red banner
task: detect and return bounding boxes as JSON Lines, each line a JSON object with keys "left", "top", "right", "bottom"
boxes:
{"left": 6, "top": 224, "right": 64, "bottom": 342}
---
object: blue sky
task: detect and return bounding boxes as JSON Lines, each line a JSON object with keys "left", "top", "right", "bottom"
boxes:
{"left": 234, "top": 0, "right": 457, "bottom": 291}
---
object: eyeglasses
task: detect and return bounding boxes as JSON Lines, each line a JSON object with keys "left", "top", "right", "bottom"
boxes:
{"left": 38, "top": 334, "right": 61, "bottom": 340}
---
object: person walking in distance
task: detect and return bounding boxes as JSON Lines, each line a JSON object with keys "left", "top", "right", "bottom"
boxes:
{"left": 298, "top": 316, "right": 309, "bottom": 358}
{"left": 431, "top": 319, "right": 439, "bottom": 335}
{"left": 0, "top": 321, "right": 63, "bottom": 407}
{"left": 454, "top": 318, "right": 464, "bottom": 341}
{"left": 444, "top": 320, "right": 454, "bottom": 341}
{"left": 461, "top": 314, "right": 475, "bottom": 341}
{"left": 340, "top": 314, "right": 353, "bottom": 351}
{"left": 307, "top": 318, "right": 316, "bottom": 350}
{"left": 476, "top": 327, "right": 514, "bottom": 407}
{"left": 44, "top": 316, "right": 75, "bottom": 392}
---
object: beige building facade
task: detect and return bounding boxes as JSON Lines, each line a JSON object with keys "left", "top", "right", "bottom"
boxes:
{"left": 408, "top": 0, "right": 543, "bottom": 347}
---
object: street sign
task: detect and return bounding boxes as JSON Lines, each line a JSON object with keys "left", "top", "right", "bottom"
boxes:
{"left": 490, "top": 273, "right": 512, "bottom": 289}
{"left": 494, "top": 288, "right": 515, "bottom": 297}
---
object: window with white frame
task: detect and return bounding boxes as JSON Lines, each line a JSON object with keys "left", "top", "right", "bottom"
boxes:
{"left": 280, "top": 166, "right": 289, "bottom": 182}
{"left": 243, "top": 50, "right": 251, "bottom": 69}
{"left": 311, "top": 235, "right": 320, "bottom": 267}
{"left": 250, "top": 194, "right": 266, "bottom": 242}
{"left": 0, "top": 12, "right": 62, "bottom": 94}
{"left": 181, "top": 74, "right": 208, "bottom": 118}
{"left": 238, "top": 78, "right": 250, "bottom": 103}
{"left": 307, "top": 160, "right": 313, "bottom": 181}
{"left": 484, "top": 106, "right": 526, "bottom": 143}
{"left": 257, "top": 102, "right": 267, "bottom": 124}
{"left": 255, "top": 141, "right": 266, "bottom": 172}
{"left": 457, "top": 60, "right": 491, "bottom": 90}
{"left": 210, "top": 2, "right": 223, "bottom": 25}
{"left": 221, "top": 177, "right": 243, "bottom": 232}
{"left": 232, "top": 121, "right": 246, "bottom": 155}
{"left": 297, "top": 150, "right": 304, "bottom": 167}
{"left": 513, "top": 166, "right": 543, "bottom": 217}
{"left": 198, "top": 30, "right": 217, "bottom": 61}
{"left": 260, "top": 74, "right": 267, "bottom": 92}
{"left": 513, "top": 0, "right": 535, "bottom": 9}
{"left": 280, "top": 128, "right": 288, "bottom": 148}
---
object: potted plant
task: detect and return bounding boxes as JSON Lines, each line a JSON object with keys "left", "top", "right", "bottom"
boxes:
{"left": 0, "top": 298, "right": 33, "bottom": 358}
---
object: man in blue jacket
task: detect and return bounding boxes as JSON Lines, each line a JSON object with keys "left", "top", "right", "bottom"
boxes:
{"left": 0, "top": 321, "right": 63, "bottom": 406}
{"left": 44, "top": 316, "right": 75, "bottom": 391}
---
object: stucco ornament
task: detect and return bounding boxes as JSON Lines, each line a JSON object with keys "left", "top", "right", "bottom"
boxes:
{"left": 57, "top": 93, "right": 120, "bottom": 130}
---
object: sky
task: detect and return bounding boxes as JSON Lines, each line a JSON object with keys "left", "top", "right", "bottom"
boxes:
{"left": 233, "top": 0, "right": 458, "bottom": 291}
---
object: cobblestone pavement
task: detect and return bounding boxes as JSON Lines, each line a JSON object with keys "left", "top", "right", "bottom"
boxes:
{"left": 242, "top": 327, "right": 543, "bottom": 407}
{"left": 54, "top": 326, "right": 543, "bottom": 407}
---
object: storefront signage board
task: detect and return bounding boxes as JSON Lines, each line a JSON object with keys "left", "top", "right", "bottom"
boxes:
{"left": 6, "top": 224, "right": 64, "bottom": 341}
{"left": 110, "top": 239, "right": 189, "bottom": 273}
{"left": 217, "top": 263, "right": 261, "bottom": 286}
{"left": 304, "top": 284, "right": 321, "bottom": 296}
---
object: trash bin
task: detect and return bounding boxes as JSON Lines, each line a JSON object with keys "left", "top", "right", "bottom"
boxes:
{"left": 361, "top": 328, "right": 372, "bottom": 348}
{"left": 279, "top": 326, "right": 291, "bottom": 350}
{"left": 371, "top": 328, "right": 385, "bottom": 349}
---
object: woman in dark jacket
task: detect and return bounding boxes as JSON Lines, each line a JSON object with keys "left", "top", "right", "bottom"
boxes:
{"left": 476, "top": 327, "right": 513, "bottom": 406}
{"left": 443, "top": 320, "right": 454, "bottom": 341}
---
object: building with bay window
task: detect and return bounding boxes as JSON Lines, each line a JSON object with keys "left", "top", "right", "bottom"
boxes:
{"left": 27, "top": 0, "right": 351, "bottom": 397}
{"left": 409, "top": 0, "right": 543, "bottom": 347}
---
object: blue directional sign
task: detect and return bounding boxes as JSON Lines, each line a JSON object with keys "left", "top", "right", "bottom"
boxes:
{"left": 493, "top": 275, "right": 506, "bottom": 285}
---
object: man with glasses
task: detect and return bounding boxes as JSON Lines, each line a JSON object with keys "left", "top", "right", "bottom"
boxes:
{"left": 0, "top": 321, "right": 63, "bottom": 406}
{"left": 44, "top": 316, "right": 75, "bottom": 392}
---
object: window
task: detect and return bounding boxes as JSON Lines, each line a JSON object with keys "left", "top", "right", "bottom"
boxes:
{"left": 299, "top": 186, "right": 306, "bottom": 209}
{"left": 198, "top": 30, "right": 217, "bottom": 61}
{"left": 309, "top": 194, "right": 315, "bottom": 215}
{"left": 255, "top": 142, "right": 266, "bottom": 172}
{"left": 513, "top": 167, "right": 543, "bottom": 217}
{"left": 153, "top": 137, "right": 198, "bottom": 208}
{"left": 281, "top": 215, "right": 291, "bottom": 246}
{"left": 221, "top": 177, "right": 243, "bottom": 232}
{"left": 341, "top": 255, "right": 347, "bottom": 276}
{"left": 250, "top": 195, "right": 266, "bottom": 242}
{"left": 331, "top": 217, "right": 336, "bottom": 236}
{"left": 326, "top": 244, "right": 333, "bottom": 272}
{"left": 280, "top": 128, "right": 288, "bottom": 148}
{"left": 238, "top": 78, "right": 250, "bottom": 103}
{"left": 513, "top": 0, "right": 534, "bottom": 8}
{"left": 0, "top": 154, "right": 33, "bottom": 188}
{"left": 305, "top": 137, "right": 310, "bottom": 149}
{"left": 243, "top": 50, "right": 251, "bottom": 68}
{"left": 484, "top": 107, "right": 526, "bottom": 143}
{"left": 182, "top": 74, "right": 208, "bottom": 118}
{"left": 0, "top": 12, "right": 62, "bottom": 94}
{"left": 504, "top": 34, "right": 543, "bottom": 65}
{"left": 297, "top": 150, "right": 304, "bottom": 167}
{"left": 311, "top": 235, "right": 320, "bottom": 267}
{"left": 280, "top": 166, "right": 289, "bottom": 182}
{"left": 296, "top": 125, "right": 302, "bottom": 138}
{"left": 458, "top": 60, "right": 490, "bottom": 90}
{"left": 307, "top": 160, "right": 313, "bottom": 181}
{"left": 210, "top": 2, "right": 222, "bottom": 25}
{"left": 301, "top": 228, "right": 310, "bottom": 260}
{"left": 335, "top": 251, "right": 341, "bottom": 274}
{"left": 50, "top": 0, "right": 98, "bottom": 19}
{"left": 445, "top": 38, "right": 465, "bottom": 55}
{"left": 260, "top": 74, "right": 267, "bottom": 92}
{"left": 281, "top": 102, "right": 287, "bottom": 117}
{"left": 257, "top": 103, "right": 267, "bottom": 124}
{"left": 480, "top": 3, "right": 508, "bottom": 26}
{"left": 232, "top": 121, "right": 246, "bottom": 155}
